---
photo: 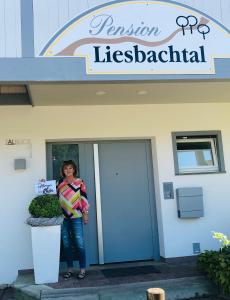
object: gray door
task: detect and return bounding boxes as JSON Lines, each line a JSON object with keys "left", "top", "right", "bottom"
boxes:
{"left": 46, "top": 143, "right": 98, "bottom": 265}
{"left": 47, "top": 141, "right": 159, "bottom": 264}
{"left": 99, "top": 140, "right": 159, "bottom": 263}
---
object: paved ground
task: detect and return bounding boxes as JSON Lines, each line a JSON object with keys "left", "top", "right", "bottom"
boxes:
{"left": 48, "top": 259, "right": 201, "bottom": 289}
{"left": 0, "top": 288, "right": 15, "bottom": 300}
{"left": 186, "top": 296, "right": 224, "bottom": 300}
{"left": 188, "top": 296, "right": 230, "bottom": 299}
{"left": 0, "top": 288, "right": 224, "bottom": 300}
{"left": 2, "top": 259, "right": 223, "bottom": 300}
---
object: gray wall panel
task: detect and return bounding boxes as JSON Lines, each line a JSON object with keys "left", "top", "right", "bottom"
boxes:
{"left": 33, "top": 0, "right": 51, "bottom": 58}
{"left": 220, "top": 0, "right": 230, "bottom": 29}
{"left": 0, "top": 1, "right": 5, "bottom": 56}
{"left": 15, "top": 0, "right": 22, "bottom": 57}
{"left": 57, "top": 0, "right": 69, "bottom": 24}
{"left": 33, "top": 0, "right": 230, "bottom": 56}
{"left": 69, "top": 0, "right": 87, "bottom": 17}
{"left": 33, "top": 0, "right": 88, "bottom": 56}
{"left": 0, "top": 0, "right": 21, "bottom": 57}
{"left": 0, "top": 0, "right": 228, "bottom": 57}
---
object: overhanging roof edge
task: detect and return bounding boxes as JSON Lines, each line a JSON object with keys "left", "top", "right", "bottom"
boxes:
{"left": 0, "top": 57, "right": 230, "bottom": 82}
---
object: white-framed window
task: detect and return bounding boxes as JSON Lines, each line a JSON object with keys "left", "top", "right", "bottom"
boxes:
{"left": 176, "top": 138, "right": 218, "bottom": 174}
{"left": 172, "top": 131, "right": 225, "bottom": 175}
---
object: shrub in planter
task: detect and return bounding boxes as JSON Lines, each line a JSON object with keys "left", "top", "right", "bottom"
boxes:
{"left": 29, "top": 195, "right": 62, "bottom": 218}
{"left": 198, "top": 232, "right": 230, "bottom": 295}
{"left": 27, "top": 194, "right": 63, "bottom": 226}
{"left": 26, "top": 194, "right": 63, "bottom": 284}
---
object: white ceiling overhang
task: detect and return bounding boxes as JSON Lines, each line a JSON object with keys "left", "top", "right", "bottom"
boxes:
{"left": 28, "top": 80, "right": 230, "bottom": 106}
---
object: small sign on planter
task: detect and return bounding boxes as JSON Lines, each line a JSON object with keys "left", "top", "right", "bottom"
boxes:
{"left": 35, "top": 180, "right": 57, "bottom": 195}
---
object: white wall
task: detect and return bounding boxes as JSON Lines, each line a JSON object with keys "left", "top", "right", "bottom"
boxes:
{"left": 0, "top": 103, "right": 230, "bottom": 283}
{"left": 33, "top": 0, "right": 230, "bottom": 55}
{"left": 0, "top": 0, "right": 21, "bottom": 57}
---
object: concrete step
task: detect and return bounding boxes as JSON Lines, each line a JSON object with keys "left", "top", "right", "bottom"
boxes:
{"left": 13, "top": 274, "right": 217, "bottom": 300}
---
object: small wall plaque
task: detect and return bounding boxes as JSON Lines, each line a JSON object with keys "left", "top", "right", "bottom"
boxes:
{"left": 14, "top": 159, "right": 26, "bottom": 170}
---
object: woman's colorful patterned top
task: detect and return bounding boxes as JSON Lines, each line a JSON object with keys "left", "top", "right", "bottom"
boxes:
{"left": 57, "top": 178, "right": 89, "bottom": 219}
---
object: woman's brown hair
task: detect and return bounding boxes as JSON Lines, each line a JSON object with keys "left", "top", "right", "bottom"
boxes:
{"left": 61, "top": 160, "right": 77, "bottom": 177}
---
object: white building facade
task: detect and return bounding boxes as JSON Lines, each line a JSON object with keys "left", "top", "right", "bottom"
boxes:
{"left": 1, "top": 0, "right": 230, "bottom": 284}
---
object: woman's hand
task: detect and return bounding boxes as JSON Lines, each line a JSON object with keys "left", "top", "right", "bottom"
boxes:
{"left": 82, "top": 212, "right": 89, "bottom": 224}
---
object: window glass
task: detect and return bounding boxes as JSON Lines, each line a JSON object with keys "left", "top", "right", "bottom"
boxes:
{"left": 172, "top": 131, "right": 225, "bottom": 175}
{"left": 178, "top": 150, "right": 214, "bottom": 168}
{"left": 176, "top": 138, "right": 218, "bottom": 173}
{"left": 52, "top": 144, "right": 79, "bottom": 180}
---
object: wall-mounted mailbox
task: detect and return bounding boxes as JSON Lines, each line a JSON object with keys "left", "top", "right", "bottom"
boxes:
{"left": 176, "top": 187, "right": 204, "bottom": 218}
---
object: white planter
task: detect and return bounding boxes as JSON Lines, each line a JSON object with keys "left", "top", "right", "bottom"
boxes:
{"left": 31, "top": 225, "right": 61, "bottom": 284}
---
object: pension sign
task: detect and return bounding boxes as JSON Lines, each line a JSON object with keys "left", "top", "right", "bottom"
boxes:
{"left": 40, "top": 0, "right": 230, "bottom": 75}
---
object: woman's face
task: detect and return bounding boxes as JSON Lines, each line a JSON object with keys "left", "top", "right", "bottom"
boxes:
{"left": 63, "top": 164, "right": 75, "bottom": 178}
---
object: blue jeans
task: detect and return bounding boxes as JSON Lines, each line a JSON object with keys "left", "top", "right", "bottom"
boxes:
{"left": 61, "top": 218, "right": 86, "bottom": 269}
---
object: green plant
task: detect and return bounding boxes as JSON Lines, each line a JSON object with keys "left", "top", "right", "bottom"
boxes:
{"left": 212, "top": 231, "right": 230, "bottom": 249}
{"left": 198, "top": 232, "right": 230, "bottom": 295}
{"left": 28, "top": 195, "right": 62, "bottom": 218}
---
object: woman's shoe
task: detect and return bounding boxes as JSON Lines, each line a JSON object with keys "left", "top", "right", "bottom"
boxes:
{"left": 63, "top": 271, "right": 73, "bottom": 279}
{"left": 77, "top": 271, "right": 86, "bottom": 279}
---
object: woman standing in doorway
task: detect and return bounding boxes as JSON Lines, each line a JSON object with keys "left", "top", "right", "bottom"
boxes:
{"left": 57, "top": 160, "right": 89, "bottom": 280}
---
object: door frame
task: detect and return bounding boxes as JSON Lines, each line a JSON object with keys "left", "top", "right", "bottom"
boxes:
{"left": 46, "top": 138, "right": 160, "bottom": 262}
